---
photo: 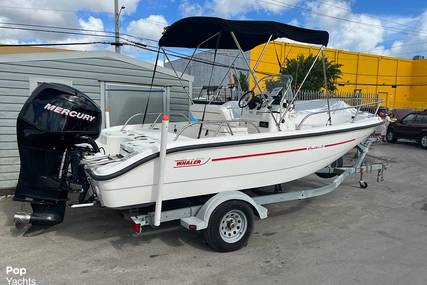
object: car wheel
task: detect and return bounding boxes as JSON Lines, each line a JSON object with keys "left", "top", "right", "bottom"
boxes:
{"left": 203, "top": 200, "right": 254, "bottom": 252}
{"left": 386, "top": 129, "right": 397, "bottom": 143}
{"left": 420, "top": 134, "right": 427, "bottom": 149}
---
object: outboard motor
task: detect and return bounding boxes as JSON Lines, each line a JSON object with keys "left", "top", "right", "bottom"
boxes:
{"left": 14, "top": 83, "right": 101, "bottom": 227}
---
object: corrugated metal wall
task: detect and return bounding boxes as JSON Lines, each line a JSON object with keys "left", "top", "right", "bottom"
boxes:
{"left": 165, "top": 49, "right": 249, "bottom": 90}
{"left": 0, "top": 55, "right": 191, "bottom": 189}
{"left": 250, "top": 41, "right": 427, "bottom": 110}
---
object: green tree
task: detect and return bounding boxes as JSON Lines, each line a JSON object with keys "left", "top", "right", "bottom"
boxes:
{"left": 266, "top": 54, "right": 342, "bottom": 92}
{"left": 233, "top": 72, "right": 249, "bottom": 92}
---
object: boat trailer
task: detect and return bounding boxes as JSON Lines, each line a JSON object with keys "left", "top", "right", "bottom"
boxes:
{"left": 126, "top": 138, "right": 386, "bottom": 251}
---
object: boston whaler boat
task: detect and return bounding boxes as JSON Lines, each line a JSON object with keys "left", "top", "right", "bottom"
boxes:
{"left": 14, "top": 17, "right": 384, "bottom": 251}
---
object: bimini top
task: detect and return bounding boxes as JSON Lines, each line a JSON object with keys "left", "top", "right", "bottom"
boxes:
{"left": 159, "top": 17, "right": 329, "bottom": 51}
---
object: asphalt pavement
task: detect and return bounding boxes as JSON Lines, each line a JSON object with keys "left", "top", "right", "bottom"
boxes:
{"left": 1, "top": 141, "right": 426, "bottom": 285}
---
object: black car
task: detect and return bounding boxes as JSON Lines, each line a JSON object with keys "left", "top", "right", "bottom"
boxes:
{"left": 386, "top": 111, "right": 427, "bottom": 149}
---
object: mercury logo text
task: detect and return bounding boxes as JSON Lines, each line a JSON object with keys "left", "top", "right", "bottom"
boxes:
{"left": 44, "top": 103, "right": 96, "bottom": 122}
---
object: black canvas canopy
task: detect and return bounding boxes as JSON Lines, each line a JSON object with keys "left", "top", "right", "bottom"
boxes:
{"left": 159, "top": 17, "right": 329, "bottom": 51}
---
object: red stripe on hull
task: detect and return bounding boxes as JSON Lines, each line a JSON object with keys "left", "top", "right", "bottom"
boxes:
{"left": 212, "top": 138, "right": 356, "bottom": 162}
{"left": 212, "top": 147, "right": 307, "bottom": 162}
{"left": 324, "top": 139, "right": 355, "bottom": 147}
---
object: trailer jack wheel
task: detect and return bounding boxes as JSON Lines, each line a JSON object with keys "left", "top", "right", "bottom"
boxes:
{"left": 203, "top": 200, "right": 254, "bottom": 252}
{"left": 359, "top": 181, "right": 368, "bottom": 189}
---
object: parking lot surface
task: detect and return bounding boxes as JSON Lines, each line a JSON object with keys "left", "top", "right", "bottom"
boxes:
{"left": 1, "top": 142, "right": 426, "bottom": 285}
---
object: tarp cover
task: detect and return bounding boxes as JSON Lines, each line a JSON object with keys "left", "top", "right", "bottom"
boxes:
{"left": 159, "top": 17, "right": 329, "bottom": 51}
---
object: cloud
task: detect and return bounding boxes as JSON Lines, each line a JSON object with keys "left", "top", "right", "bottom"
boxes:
{"left": 303, "top": 0, "right": 427, "bottom": 58}
{"left": 382, "top": 10, "right": 427, "bottom": 58}
{"left": 179, "top": 0, "right": 300, "bottom": 17}
{"left": 66, "top": 16, "right": 107, "bottom": 51}
{"left": 0, "top": 0, "right": 140, "bottom": 15}
{"left": 179, "top": 0, "right": 204, "bottom": 16}
{"left": 126, "top": 15, "right": 168, "bottom": 42}
{"left": 78, "top": 16, "right": 104, "bottom": 32}
{"left": 0, "top": 0, "right": 140, "bottom": 43}
{"left": 305, "top": 0, "right": 385, "bottom": 52}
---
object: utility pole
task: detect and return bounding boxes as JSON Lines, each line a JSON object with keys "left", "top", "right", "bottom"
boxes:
{"left": 114, "top": 0, "right": 120, "bottom": 53}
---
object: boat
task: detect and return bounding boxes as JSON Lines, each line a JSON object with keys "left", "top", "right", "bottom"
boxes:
{"left": 13, "top": 17, "right": 383, "bottom": 251}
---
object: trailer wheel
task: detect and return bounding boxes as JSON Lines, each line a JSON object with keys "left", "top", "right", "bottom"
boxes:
{"left": 203, "top": 200, "right": 254, "bottom": 252}
{"left": 359, "top": 181, "right": 368, "bottom": 189}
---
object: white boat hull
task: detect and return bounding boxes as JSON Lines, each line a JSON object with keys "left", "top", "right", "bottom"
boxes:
{"left": 88, "top": 119, "right": 381, "bottom": 208}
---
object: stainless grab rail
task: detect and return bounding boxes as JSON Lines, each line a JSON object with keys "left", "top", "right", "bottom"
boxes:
{"left": 149, "top": 112, "right": 190, "bottom": 128}
{"left": 296, "top": 100, "right": 384, "bottom": 130}
{"left": 120, "top": 112, "right": 190, "bottom": 131}
{"left": 174, "top": 119, "right": 261, "bottom": 141}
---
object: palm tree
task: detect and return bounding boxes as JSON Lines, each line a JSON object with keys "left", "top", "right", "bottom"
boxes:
{"left": 232, "top": 72, "right": 249, "bottom": 92}
{"left": 266, "top": 54, "right": 342, "bottom": 92}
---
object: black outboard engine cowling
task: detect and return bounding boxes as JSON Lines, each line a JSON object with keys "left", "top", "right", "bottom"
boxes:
{"left": 15, "top": 83, "right": 101, "bottom": 226}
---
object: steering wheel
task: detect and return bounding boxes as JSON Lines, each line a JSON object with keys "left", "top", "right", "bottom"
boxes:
{"left": 238, "top": 90, "right": 255, "bottom": 108}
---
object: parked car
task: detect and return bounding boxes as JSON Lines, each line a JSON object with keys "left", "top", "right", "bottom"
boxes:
{"left": 391, "top": 108, "right": 415, "bottom": 120}
{"left": 386, "top": 111, "right": 427, "bottom": 149}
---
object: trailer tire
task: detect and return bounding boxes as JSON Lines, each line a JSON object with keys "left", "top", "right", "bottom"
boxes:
{"left": 203, "top": 200, "right": 254, "bottom": 252}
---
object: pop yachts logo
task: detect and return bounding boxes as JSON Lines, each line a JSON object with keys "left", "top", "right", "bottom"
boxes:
{"left": 174, "top": 158, "right": 210, "bottom": 168}
{"left": 44, "top": 103, "right": 96, "bottom": 122}
{"left": 5, "top": 266, "right": 37, "bottom": 285}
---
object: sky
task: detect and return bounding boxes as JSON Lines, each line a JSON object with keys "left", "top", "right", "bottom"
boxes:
{"left": 1, "top": 0, "right": 427, "bottom": 61}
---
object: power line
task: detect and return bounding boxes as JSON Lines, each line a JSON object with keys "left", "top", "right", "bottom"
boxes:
{"left": 298, "top": 0, "right": 421, "bottom": 33}
{"left": 0, "top": 21, "right": 160, "bottom": 43}
{"left": 0, "top": 25, "right": 117, "bottom": 39}
{"left": 2, "top": 40, "right": 427, "bottom": 86}
{"left": 1, "top": 21, "right": 427, "bottom": 78}
{"left": 0, "top": 5, "right": 116, "bottom": 15}
{"left": 0, "top": 40, "right": 261, "bottom": 75}
{"left": 0, "top": 41, "right": 116, "bottom": 47}
{"left": 4, "top": 1, "right": 425, "bottom": 56}
{"left": 257, "top": 0, "right": 427, "bottom": 37}
{"left": 12, "top": 18, "right": 427, "bottom": 56}
{"left": 2, "top": 22, "right": 426, "bottom": 72}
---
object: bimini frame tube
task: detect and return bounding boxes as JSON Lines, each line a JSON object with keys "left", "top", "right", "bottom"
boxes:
{"left": 230, "top": 31, "right": 263, "bottom": 94}
{"left": 253, "top": 35, "right": 273, "bottom": 72}
{"left": 162, "top": 32, "right": 221, "bottom": 104}
{"left": 154, "top": 114, "right": 169, "bottom": 226}
{"left": 279, "top": 46, "right": 324, "bottom": 124}
{"left": 321, "top": 49, "right": 332, "bottom": 125}
{"left": 162, "top": 48, "right": 193, "bottom": 103}
{"left": 230, "top": 31, "right": 282, "bottom": 129}
{"left": 209, "top": 52, "right": 241, "bottom": 102}
{"left": 177, "top": 32, "right": 221, "bottom": 80}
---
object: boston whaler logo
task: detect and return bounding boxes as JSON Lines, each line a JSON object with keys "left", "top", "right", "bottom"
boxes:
{"left": 307, "top": 144, "right": 324, "bottom": 150}
{"left": 174, "top": 158, "right": 210, "bottom": 168}
{"left": 44, "top": 103, "right": 96, "bottom": 122}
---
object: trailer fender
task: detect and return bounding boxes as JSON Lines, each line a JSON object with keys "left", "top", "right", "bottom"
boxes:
{"left": 181, "top": 191, "right": 268, "bottom": 231}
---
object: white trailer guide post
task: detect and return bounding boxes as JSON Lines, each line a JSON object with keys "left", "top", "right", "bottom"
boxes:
{"left": 154, "top": 114, "right": 169, "bottom": 227}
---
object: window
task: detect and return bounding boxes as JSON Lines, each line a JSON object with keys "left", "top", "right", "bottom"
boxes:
{"left": 105, "top": 83, "right": 166, "bottom": 127}
{"left": 29, "top": 77, "right": 72, "bottom": 95}
{"left": 402, "top": 114, "right": 415, "bottom": 123}
{"left": 416, "top": 114, "right": 427, "bottom": 124}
